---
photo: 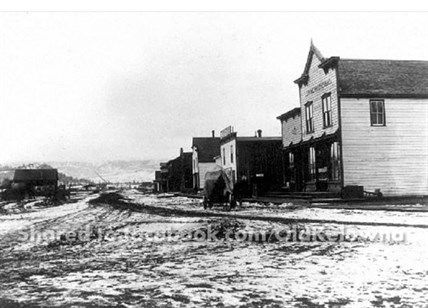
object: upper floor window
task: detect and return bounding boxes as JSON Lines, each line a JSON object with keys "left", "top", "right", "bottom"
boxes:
{"left": 230, "top": 145, "right": 234, "bottom": 163}
{"left": 222, "top": 148, "right": 226, "bottom": 165}
{"left": 322, "top": 93, "right": 332, "bottom": 128}
{"left": 370, "top": 100, "right": 386, "bottom": 126}
{"left": 305, "top": 102, "right": 314, "bottom": 133}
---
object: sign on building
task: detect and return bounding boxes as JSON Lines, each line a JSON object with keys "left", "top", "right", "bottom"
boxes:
{"left": 220, "top": 126, "right": 234, "bottom": 139}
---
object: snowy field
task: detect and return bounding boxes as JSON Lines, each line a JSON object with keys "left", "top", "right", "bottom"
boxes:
{"left": 0, "top": 190, "right": 427, "bottom": 307}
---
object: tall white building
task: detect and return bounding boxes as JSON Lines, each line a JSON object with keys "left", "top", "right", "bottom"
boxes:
{"left": 278, "top": 43, "right": 428, "bottom": 196}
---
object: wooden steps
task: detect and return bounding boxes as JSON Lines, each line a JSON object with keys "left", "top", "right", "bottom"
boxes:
{"left": 265, "top": 190, "right": 341, "bottom": 200}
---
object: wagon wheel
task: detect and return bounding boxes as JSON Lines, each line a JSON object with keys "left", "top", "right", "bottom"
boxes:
{"left": 230, "top": 194, "right": 237, "bottom": 210}
{"left": 228, "top": 193, "right": 237, "bottom": 211}
{"left": 223, "top": 193, "right": 233, "bottom": 211}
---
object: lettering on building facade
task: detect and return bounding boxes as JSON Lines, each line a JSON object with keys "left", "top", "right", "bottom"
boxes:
{"left": 305, "top": 79, "right": 332, "bottom": 97}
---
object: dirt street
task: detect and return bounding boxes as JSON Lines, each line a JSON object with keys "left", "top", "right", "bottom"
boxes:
{"left": 0, "top": 190, "right": 427, "bottom": 307}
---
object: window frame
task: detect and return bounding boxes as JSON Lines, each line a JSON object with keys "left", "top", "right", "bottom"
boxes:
{"left": 305, "top": 101, "right": 314, "bottom": 134}
{"left": 329, "top": 142, "right": 340, "bottom": 181}
{"left": 289, "top": 152, "right": 294, "bottom": 168}
{"left": 308, "top": 147, "right": 316, "bottom": 182}
{"left": 230, "top": 145, "right": 234, "bottom": 164}
{"left": 322, "top": 93, "right": 333, "bottom": 128}
{"left": 370, "top": 99, "right": 386, "bottom": 126}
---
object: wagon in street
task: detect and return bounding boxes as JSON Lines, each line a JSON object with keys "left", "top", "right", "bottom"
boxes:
{"left": 202, "top": 167, "right": 236, "bottom": 210}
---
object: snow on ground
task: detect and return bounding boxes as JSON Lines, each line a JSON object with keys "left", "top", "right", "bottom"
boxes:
{"left": 123, "top": 190, "right": 428, "bottom": 227}
{"left": 0, "top": 195, "right": 96, "bottom": 242}
{"left": 0, "top": 191, "right": 428, "bottom": 307}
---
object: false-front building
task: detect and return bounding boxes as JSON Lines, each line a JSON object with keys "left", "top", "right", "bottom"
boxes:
{"left": 278, "top": 43, "right": 428, "bottom": 196}
{"left": 220, "top": 126, "right": 283, "bottom": 195}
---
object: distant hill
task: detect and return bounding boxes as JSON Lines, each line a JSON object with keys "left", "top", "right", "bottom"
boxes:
{"left": 46, "top": 160, "right": 161, "bottom": 183}
{"left": 0, "top": 163, "right": 93, "bottom": 185}
{"left": 0, "top": 160, "right": 161, "bottom": 184}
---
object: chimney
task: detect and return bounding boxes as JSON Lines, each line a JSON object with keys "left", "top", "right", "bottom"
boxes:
{"left": 257, "top": 129, "right": 262, "bottom": 138}
{"left": 212, "top": 130, "right": 215, "bottom": 138}
{"left": 180, "top": 147, "right": 183, "bottom": 155}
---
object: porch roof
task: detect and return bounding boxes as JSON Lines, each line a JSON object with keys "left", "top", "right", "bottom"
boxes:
{"left": 283, "top": 130, "right": 340, "bottom": 151}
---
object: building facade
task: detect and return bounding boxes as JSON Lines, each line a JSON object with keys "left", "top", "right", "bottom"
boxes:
{"left": 278, "top": 43, "right": 428, "bottom": 196}
{"left": 167, "top": 149, "right": 193, "bottom": 193}
{"left": 220, "top": 126, "right": 283, "bottom": 195}
{"left": 192, "top": 133, "right": 220, "bottom": 190}
{"left": 153, "top": 163, "right": 169, "bottom": 193}
{"left": 153, "top": 149, "right": 193, "bottom": 193}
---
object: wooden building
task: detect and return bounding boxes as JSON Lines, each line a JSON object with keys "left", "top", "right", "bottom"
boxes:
{"left": 278, "top": 42, "right": 428, "bottom": 196}
{"left": 153, "top": 171, "right": 163, "bottom": 193}
{"left": 153, "top": 163, "right": 169, "bottom": 193}
{"left": 220, "top": 126, "right": 282, "bottom": 196}
{"left": 192, "top": 131, "right": 220, "bottom": 191}
{"left": 13, "top": 169, "right": 58, "bottom": 189}
{"left": 153, "top": 149, "right": 193, "bottom": 193}
{"left": 1, "top": 169, "right": 60, "bottom": 199}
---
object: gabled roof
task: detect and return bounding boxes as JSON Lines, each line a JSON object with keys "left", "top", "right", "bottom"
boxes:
{"left": 192, "top": 137, "right": 220, "bottom": 163}
{"left": 277, "top": 107, "right": 301, "bottom": 121}
{"left": 237, "top": 137, "right": 281, "bottom": 142}
{"left": 338, "top": 59, "right": 428, "bottom": 98}
{"left": 167, "top": 151, "right": 192, "bottom": 166}
{"left": 295, "top": 42, "right": 428, "bottom": 98}
{"left": 294, "top": 41, "right": 324, "bottom": 84}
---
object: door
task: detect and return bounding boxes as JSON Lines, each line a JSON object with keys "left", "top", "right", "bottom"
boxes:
{"left": 315, "top": 144, "right": 329, "bottom": 191}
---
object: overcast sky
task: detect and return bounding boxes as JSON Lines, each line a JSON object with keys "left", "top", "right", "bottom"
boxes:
{"left": 0, "top": 12, "right": 427, "bottom": 163}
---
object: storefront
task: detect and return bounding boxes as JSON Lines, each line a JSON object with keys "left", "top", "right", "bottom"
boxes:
{"left": 279, "top": 42, "right": 428, "bottom": 197}
{"left": 283, "top": 132, "right": 341, "bottom": 193}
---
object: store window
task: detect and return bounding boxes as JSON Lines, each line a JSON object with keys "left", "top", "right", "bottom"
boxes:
{"left": 309, "top": 147, "right": 316, "bottom": 182}
{"left": 330, "top": 142, "right": 341, "bottom": 181}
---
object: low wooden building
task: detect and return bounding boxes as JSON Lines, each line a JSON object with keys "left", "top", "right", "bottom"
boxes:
{"left": 153, "top": 163, "right": 169, "bottom": 193}
{"left": 192, "top": 132, "right": 220, "bottom": 191}
{"left": 278, "top": 42, "right": 428, "bottom": 196}
{"left": 13, "top": 169, "right": 58, "bottom": 189}
{"left": 0, "top": 168, "right": 60, "bottom": 199}
{"left": 153, "top": 149, "right": 193, "bottom": 193}
{"left": 167, "top": 149, "right": 193, "bottom": 192}
{"left": 220, "top": 126, "right": 282, "bottom": 196}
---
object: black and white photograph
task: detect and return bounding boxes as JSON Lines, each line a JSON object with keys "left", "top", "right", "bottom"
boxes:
{"left": 0, "top": 3, "right": 427, "bottom": 307}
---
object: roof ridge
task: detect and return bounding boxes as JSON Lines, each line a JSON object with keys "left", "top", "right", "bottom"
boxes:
{"left": 341, "top": 58, "right": 428, "bottom": 63}
{"left": 237, "top": 136, "right": 281, "bottom": 139}
{"left": 339, "top": 57, "right": 428, "bottom": 97}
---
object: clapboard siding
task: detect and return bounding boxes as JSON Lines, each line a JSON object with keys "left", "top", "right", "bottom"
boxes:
{"left": 220, "top": 139, "right": 238, "bottom": 181}
{"left": 341, "top": 98, "right": 428, "bottom": 196}
{"left": 198, "top": 162, "right": 217, "bottom": 188}
{"left": 300, "top": 55, "right": 339, "bottom": 141}
{"left": 192, "top": 150, "right": 217, "bottom": 188}
{"left": 281, "top": 115, "right": 302, "bottom": 147}
{"left": 192, "top": 150, "right": 198, "bottom": 174}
